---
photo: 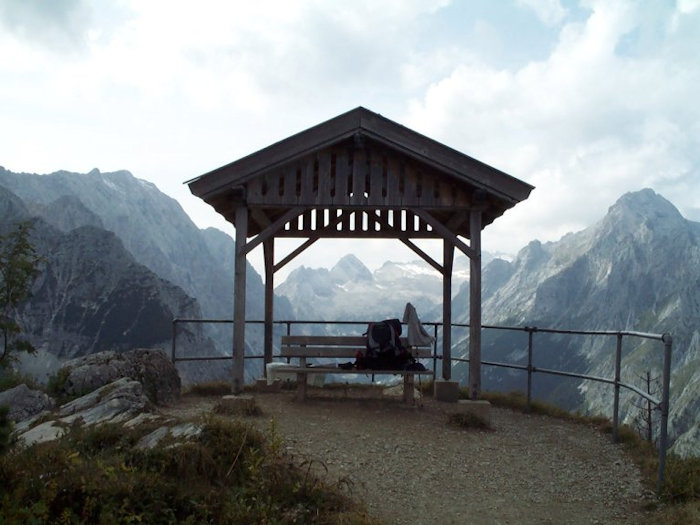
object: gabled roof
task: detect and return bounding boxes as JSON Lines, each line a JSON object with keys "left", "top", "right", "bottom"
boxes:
{"left": 187, "top": 107, "right": 533, "bottom": 206}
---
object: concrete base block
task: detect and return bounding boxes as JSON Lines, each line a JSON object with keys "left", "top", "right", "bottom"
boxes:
{"left": 434, "top": 380, "right": 460, "bottom": 402}
{"left": 451, "top": 400, "right": 491, "bottom": 426}
{"left": 216, "top": 394, "right": 257, "bottom": 415}
{"left": 255, "top": 378, "right": 282, "bottom": 393}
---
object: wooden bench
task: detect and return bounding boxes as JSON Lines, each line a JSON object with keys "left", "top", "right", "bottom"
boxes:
{"left": 279, "top": 335, "right": 433, "bottom": 402}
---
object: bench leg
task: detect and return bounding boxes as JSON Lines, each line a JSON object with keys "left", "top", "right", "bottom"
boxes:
{"left": 403, "top": 374, "right": 415, "bottom": 403}
{"left": 296, "top": 372, "right": 307, "bottom": 401}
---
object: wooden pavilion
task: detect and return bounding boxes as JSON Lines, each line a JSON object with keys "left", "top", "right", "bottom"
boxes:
{"left": 187, "top": 107, "right": 534, "bottom": 397}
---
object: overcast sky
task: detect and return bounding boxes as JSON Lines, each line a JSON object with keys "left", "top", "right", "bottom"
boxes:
{"left": 1, "top": 0, "right": 699, "bottom": 280}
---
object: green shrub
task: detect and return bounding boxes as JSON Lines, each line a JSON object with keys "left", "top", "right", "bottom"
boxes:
{"left": 661, "top": 455, "right": 700, "bottom": 504}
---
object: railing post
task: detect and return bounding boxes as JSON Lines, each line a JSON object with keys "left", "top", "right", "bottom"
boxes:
{"left": 526, "top": 327, "right": 535, "bottom": 412}
{"left": 171, "top": 319, "right": 178, "bottom": 364}
{"left": 433, "top": 323, "right": 439, "bottom": 376}
{"left": 657, "top": 333, "right": 672, "bottom": 493}
{"left": 612, "top": 333, "right": 623, "bottom": 443}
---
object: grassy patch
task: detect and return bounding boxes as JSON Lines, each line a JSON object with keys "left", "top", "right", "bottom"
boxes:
{"left": 183, "top": 381, "right": 232, "bottom": 397}
{"left": 0, "top": 416, "right": 375, "bottom": 523}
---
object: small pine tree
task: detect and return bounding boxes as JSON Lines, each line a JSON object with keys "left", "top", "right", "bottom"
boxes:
{"left": 0, "top": 221, "right": 42, "bottom": 369}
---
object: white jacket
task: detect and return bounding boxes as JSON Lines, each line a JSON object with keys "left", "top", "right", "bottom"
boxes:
{"left": 402, "top": 302, "right": 435, "bottom": 347}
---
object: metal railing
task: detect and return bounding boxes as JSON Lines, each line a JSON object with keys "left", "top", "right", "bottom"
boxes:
{"left": 172, "top": 318, "right": 672, "bottom": 492}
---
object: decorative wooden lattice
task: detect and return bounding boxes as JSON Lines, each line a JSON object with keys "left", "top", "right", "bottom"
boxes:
{"left": 243, "top": 143, "right": 476, "bottom": 238}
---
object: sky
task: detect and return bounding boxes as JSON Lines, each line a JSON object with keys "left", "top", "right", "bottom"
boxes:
{"left": 1, "top": 0, "right": 699, "bottom": 281}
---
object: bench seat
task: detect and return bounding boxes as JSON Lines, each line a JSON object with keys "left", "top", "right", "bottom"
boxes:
{"left": 279, "top": 335, "right": 433, "bottom": 402}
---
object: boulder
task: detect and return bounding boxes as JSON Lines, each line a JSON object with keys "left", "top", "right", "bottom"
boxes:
{"left": 0, "top": 384, "right": 55, "bottom": 423}
{"left": 59, "top": 348, "right": 181, "bottom": 405}
{"left": 15, "top": 378, "right": 155, "bottom": 447}
{"left": 59, "top": 377, "right": 151, "bottom": 425}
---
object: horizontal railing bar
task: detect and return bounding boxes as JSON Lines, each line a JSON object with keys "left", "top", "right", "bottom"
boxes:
{"left": 174, "top": 318, "right": 666, "bottom": 341}
{"left": 448, "top": 356, "right": 661, "bottom": 406}
{"left": 174, "top": 355, "right": 265, "bottom": 362}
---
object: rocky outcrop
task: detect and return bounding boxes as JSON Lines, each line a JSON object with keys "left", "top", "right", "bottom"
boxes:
{"left": 0, "top": 384, "right": 55, "bottom": 423}
{"left": 13, "top": 378, "right": 156, "bottom": 447}
{"left": 56, "top": 349, "right": 181, "bottom": 405}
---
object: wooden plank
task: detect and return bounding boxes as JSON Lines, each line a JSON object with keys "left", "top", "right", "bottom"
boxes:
{"left": 420, "top": 170, "right": 436, "bottom": 207}
{"left": 368, "top": 151, "right": 384, "bottom": 206}
{"left": 281, "top": 367, "right": 433, "bottom": 375}
{"left": 333, "top": 150, "right": 350, "bottom": 205}
{"left": 437, "top": 178, "right": 454, "bottom": 207}
{"left": 317, "top": 151, "right": 332, "bottom": 205}
{"left": 442, "top": 240, "right": 454, "bottom": 381}
{"left": 280, "top": 346, "right": 433, "bottom": 358}
{"left": 403, "top": 162, "right": 418, "bottom": 205}
{"left": 263, "top": 172, "right": 282, "bottom": 205}
{"left": 283, "top": 166, "right": 298, "bottom": 205}
{"left": 351, "top": 147, "right": 367, "bottom": 205}
{"left": 300, "top": 157, "right": 316, "bottom": 204}
{"left": 386, "top": 156, "right": 401, "bottom": 206}
{"left": 281, "top": 335, "right": 431, "bottom": 348}
{"left": 302, "top": 208, "right": 313, "bottom": 232}
{"left": 280, "top": 347, "right": 366, "bottom": 358}
{"left": 282, "top": 335, "right": 366, "bottom": 345}
{"left": 469, "top": 209, "right": 482, "bottom": 400}
{"left": 263, "top": 239, "right": 274, "bottom": 370}
{"left": 232, "top": 204, "right": 248, "bottom": 394}
{"left": 247, "top": 176, "right": 263, "bottom": 201}
{"left": 281, "top": 348, "right": 433, "bottom": 359}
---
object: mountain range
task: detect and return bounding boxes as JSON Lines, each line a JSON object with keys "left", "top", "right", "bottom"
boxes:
{"left": 1, "top": 166, "right": 696, "bottom": 457}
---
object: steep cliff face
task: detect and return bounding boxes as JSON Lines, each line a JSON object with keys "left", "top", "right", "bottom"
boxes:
{"left": 0, "top": 167, "right": 295, "bottom": 364}
{"left": 24, "top": 224, "right": 204, "bottom": 358}
{"left": 0, "top": 184, "right": 212, "bottom": 382}
{"left": 448, "top": 189, "right": 699, "bottom": 456}
{"left": 0, "top": 168, "right": 294, "bottom": 324}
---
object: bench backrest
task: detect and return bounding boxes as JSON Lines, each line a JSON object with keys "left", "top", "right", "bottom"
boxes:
{"left": 280, "top": 335, "right": 432, "bottom": 359}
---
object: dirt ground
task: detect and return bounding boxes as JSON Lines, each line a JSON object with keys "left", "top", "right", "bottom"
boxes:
{"left": 162, "top": 388, "right": 652, "bottom": 524}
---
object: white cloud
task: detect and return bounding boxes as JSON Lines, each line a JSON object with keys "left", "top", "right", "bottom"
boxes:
{"left": 406, "top": 0, "right": 700, "bottom": 254}
{"left": 516, "top": 0, "right": 567, "bottom": 26}
{"left": 0, "top": 0, "right": 698, "bottom": 277}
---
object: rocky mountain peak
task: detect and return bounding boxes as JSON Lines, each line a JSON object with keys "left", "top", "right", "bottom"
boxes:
{"left": 330, "top": 254, "right": 373, "bottom": 284}
{"left": 600, "top": 188, "right": 685, "bottom": 235}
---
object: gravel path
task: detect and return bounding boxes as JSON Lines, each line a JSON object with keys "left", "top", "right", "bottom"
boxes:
{"left": 167, "top": 390, "right": 651, "bottom": 524}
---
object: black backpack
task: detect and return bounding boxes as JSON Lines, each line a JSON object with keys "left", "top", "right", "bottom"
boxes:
{"left": 357, "top": 319, "right": 412, "bottom": 370}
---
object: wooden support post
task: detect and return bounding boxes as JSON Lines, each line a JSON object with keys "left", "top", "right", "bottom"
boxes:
{"left": 442, "top": 240, "right": 454, "bottom": 380}
{"left": 233, "top": 204, "right": 248, "bottom": 394}
{"left": 469, "top": 210, "right": 482, "bottom": 400}
{"left": 263, "top": 238, "right": 274, "bottom": 375}
{"left": 403, "top": 374, "right": 415, "bottom": 403}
